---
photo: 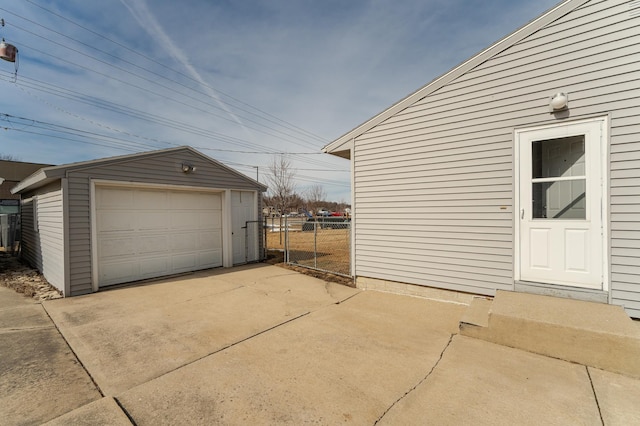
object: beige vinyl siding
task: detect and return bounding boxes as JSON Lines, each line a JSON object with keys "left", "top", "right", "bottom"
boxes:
{"left": 66, "top": 149, "right": 263, "bottom": 296}
{"left": 353, "top": 0, "right": 640, "bottom": 312}
{"left": 20, "top": 181, "right": 65, "bottom": 293}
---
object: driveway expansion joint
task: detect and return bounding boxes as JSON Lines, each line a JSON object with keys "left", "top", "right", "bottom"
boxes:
{"left": 374, "top": 333, "right": 454, "bottom": 425}
{"left": 114, "top": 397, "right": 137, "bottom": 426}
{"left": 41, "top": 302, "right": 105, "bottom": 398}
{"left": 586, "top": 367, "right": 605, "bottom": 425}
{"left": 122, "top": 311, "right": 313, "bottom": 395}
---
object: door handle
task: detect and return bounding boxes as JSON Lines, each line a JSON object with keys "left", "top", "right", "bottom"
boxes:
{"left": 521, "top": 209, "right": 525, "bottom": 219}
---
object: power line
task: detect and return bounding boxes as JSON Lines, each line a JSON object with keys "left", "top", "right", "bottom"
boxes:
{"left": 0, "top": 6, "right": 351, "bottom": 188}
{"left": 1, "top": 6, "right": 328, "bottom": 149}
{"left": 11, "top": 37, "right": 321, "bottom": 150}
{"left": 0, "top": 112, "right": 328, "bottom": 155}
{"left": 1, "top": 119, "right": 351, "bottom": 188}
{"left": 0, "top": 69, "right": 345, "bottom": 170}
{"left": 23, "top": 0, "right": 328, "bottom": 146}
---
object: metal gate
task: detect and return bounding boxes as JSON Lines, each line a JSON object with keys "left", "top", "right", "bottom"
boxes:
{"left": 285, "top": 217, "right": 351, "bottom": 277}
{"left": 241, "top": 220, "right": 265, "bottom": 264}
{"left": 0, "top": 213, "right": 20, "bottom": 254}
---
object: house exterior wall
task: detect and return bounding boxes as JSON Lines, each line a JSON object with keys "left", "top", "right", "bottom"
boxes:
{"left": 351, "top": 0, "right": 640, "bottom": 316}
{"left": 65, "top": 150, "right": 263, "bottom": 296}
{"left": 20, "top": 181, "right": 66, "bottom": 294}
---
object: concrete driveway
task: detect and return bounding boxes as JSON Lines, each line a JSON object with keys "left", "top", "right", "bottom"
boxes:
{"left": 3, "top": 263, "right": 640, "bottom": 424}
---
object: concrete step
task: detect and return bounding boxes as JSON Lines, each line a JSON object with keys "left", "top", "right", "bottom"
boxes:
{"left": 459, "top": 290, "right": 640, "bottom": 378}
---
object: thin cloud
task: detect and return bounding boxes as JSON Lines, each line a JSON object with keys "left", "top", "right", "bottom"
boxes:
{"left": 119, "top": 0, "right": 251, "bottom": 134}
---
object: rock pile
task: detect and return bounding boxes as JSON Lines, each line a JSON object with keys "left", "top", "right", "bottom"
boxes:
{"left": 0, "top": 252, "right": 62, "bottom": 301}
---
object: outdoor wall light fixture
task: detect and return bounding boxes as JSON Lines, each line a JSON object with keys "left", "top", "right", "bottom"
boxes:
{"left": 181, "top": 163, "right": 196, "bottom": 173}
{"left": 549, "top": 92, "right": 569, "bottom": 112}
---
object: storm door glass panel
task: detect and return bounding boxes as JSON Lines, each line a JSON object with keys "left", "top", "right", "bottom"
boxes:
{"left": 531, "top": 135, "right": 586, "bottom": 219}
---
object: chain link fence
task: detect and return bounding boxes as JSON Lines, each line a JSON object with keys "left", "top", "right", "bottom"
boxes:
{"left": 268, "top": 216, "right": 351, "bottom": 277}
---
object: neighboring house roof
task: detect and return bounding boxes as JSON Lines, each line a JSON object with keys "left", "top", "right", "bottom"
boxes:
{"left": 322, "top": 0, "right": 588, "bottom": 158}
{"left": 0, "top": 160, "right": 54, "bottom": 181}
{"left": 11, "top": 146, "right": 268, "bottom": 194}
{"left": 1, "top": 159, "right": 54, "bottom": 199}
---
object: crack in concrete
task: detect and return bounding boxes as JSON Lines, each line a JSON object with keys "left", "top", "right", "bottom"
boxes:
{"left": 374, "top": 334, "right": 454, "bottom": 425}
{"left": 334, "top": 291, "right": 361, "bottom": 305}
{"left": 0, "top": 325, "right": 55, "bottom": 334}
{"left": 586, "top": 367, "right": 605, "bottom": 425}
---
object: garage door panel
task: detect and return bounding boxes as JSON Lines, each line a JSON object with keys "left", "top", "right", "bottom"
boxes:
{"left": 100, "top": 237, "right": 136, "bottom": 258}
{"left": 173, "top": 233, "right": 199, "bottom": 251}
{"left": 137, "top": 211, "right": 169, "bottom": 231}
{"left": 139, "top": 257, "right": 170, "bottom": 277}
{"left": 138, "top": 235, "right": 169, "bottom": 255}
{"left": 100, "top": 261, "right": 136, "bottom": 285}
{"left": 97, "top": 187, "right": 133, "bottom": 209}
{"left": 170, "top": 191, "right": 203, "bottom": 208}
{"left": 199, "top": 231, "right": 221, "bottom": 250}
{"left": 99, "top": 211, "right": 135, "bottom": 232}
{"left": 172, "top": 253, "right": 198, "bottom": 272}
{"left": 135, "top": 189, "right": 167, "bottom": 208}
{"left": 198, "top": 250, "right": 222, "bottom": 268}
{"left": 201, "top": 212, "right": 221, "bottom": 228}
{"left": 200, "top": 194, "right": 222, "bottom": 210}
{"left": 96, "top": 186, "right": 223, "bottom": 288}
{"left": 171, "top": 211, "right": 201, "bottom": 230}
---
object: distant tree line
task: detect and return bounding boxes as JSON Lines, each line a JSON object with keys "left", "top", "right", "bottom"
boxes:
{"left": 263, "top": 155, "right": 349, "bottom": 216}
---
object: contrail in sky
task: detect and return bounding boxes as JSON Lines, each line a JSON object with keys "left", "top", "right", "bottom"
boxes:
{"left": 120, "top": 0, "right": 251, "bottom": 134}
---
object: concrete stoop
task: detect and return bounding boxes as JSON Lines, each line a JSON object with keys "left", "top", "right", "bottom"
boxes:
{"left": 459, "top": 290, "right": 640, "bottom": 378}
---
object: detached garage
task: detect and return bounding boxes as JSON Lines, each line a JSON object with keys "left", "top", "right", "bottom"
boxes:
{"left": 12, "top": 146, "right": 267, "bottom": 297}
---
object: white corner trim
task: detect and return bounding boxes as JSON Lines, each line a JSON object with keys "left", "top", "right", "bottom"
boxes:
{"left": 90, "top": 180, "right": 99, "bottom": 293}
{"left": 222, "top": 189, "right": 233, "bottom": 267}
{"left": 62, "top": 178, "right": 71, "bottom": 297}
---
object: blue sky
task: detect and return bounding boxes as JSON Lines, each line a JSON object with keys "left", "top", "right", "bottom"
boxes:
{"left": 0, "top": 0, "right": 560, "bottom": 202}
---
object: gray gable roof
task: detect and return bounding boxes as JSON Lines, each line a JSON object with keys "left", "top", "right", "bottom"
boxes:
{"left": 322, "top": 0, "right": 587, "bottom": 157}
{"left": 12, "top": 146, "right": 267, "bottom": 194}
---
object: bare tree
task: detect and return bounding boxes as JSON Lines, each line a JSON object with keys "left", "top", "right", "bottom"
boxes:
{"left": 265, "top": 155, "right": 296, "bottom": 242}
{"left": 305, "top": 184, "right": 326, "bottom": 213}
{"left": 266, "top": 154, "right": 296, "bottom": 213}
{"left": 0, "top": 153, "right": 19, "bottom": 161}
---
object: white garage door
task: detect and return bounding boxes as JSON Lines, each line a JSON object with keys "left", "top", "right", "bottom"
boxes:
{"left": 96, "top": 186, "right": 223, "bottom": 287}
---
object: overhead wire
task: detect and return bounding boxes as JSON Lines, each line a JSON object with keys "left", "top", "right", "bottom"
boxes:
{"left": 2, "top": 123, "right": 350, "bottom": 188}
{"left": 11, "top": 37, "right": 320, "bottom": 149}
{"left": 1, "top": 6, "right": 328, "bottom": 149}
{"left": 0, "top": 43, "right": 340, "bottom": 169}
{"left": 0, "top": 5, "right": 351, "bottom": 190}
{"left": 23, "top": 0, "right": 328, "bottom": 146}
{"left": 0, "top": 70, "right": 344, "bottom": 170}
{"left": 0, "top": 112, "right": 339, "bottom": 156}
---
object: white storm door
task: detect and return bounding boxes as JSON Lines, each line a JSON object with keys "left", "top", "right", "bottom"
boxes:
{"left": 518, "top": 119, "right": 604, "bottom": 289}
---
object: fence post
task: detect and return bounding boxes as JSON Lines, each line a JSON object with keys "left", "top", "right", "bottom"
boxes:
{"left": 263, "top": 216, "right": 267, "bottom": 260}
{"left": 313, "top": 220, "right": 317, "bottom": 269}
{"left": 284, "top": 215, "right": 288, "bottom": 263}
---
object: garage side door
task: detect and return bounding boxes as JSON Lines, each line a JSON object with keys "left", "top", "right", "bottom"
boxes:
{"left": 96, "top": 186, "right": 223, "bottom": 287}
